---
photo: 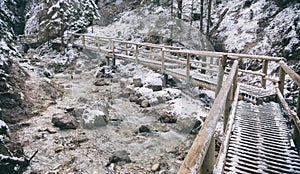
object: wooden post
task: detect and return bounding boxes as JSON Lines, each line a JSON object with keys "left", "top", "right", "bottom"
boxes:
{"left": 278, "top": 66, "right": 285, "bottom": 95}
{"left": 200, "top": 137, "right": 215, "bottom": 174}
{"left": 224, "top": 64, "right": 237, "bottom": 132}
{"left": 135, "top": 44, "right": 139, "bottom": 65}
{"left": 186, "top": 53, "right": 191, "bottom": 83}
{"left": 82, "top": 35, "right": 85, "bottom": 47}
{"left": 112, "top": 55, "right": 116, "bottom": 68}
{"left": 112, "top": 40, "right": 115, "bottom": 55}
{"left": 125, "top": 43, "right": 128, "bottom": 55}
{"left": 201, "top": 56, "right": 207, "bottom": 74}
{"left": 261, "top": 60, "right": 268, "bottom": 88}
{"left": 150, "top": 47, "right": 153, "bottom": 60}
{"left": 161, "top": 48, "right": 165, "bottom": 73}
{"left": 106, "top": 57, "right": 110, "bottom": 66}
{"left": 209, "top": 56, "right": 214, "bottom": 75}
{"left": 297, "top": 92, "right": 300, "bottom": 118}
{"left": 163, "top": 74, "right": 168, "bottom": 87}
{"left": 216, "top": 55, "right": 227, "bottom": 97}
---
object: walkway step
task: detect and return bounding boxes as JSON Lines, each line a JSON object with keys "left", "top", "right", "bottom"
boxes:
{"left": 239, "top": 84, "right": 276, "bottom": 104}
{"left": 224, "top": 101, "right": 300, "bottom": 173}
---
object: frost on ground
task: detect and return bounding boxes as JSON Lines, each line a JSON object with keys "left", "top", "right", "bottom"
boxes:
{"left": 16, "top": 47, "right": 210, "bottom": 173}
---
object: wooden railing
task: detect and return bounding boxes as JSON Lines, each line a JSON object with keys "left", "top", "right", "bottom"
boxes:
{"left": 20, "top": 33, "right": 300, "bottom": 173}
{"left": 178, "top": 60, "right": 239, "bottom": 173}
{"left": 276, "top": 60, "right": 300, "bottom": 154}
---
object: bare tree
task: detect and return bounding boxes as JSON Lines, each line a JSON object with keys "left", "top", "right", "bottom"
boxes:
{"left": 200, "top": 0, "right": 204, "bottom": 33}
{"left": 177, "top": 0, "right": 183, "bottom": 19}
{"left": 206, "top": 0, "right": 212, "bottom": 36}
{"left": 190, "top": 0, "right": 195, "bottom": 26}
{"left": 171, "top": 0, "right": 174, "bottom": 17}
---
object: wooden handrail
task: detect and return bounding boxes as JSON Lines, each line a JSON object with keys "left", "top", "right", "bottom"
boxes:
{"left": 214, "top": 84, "right": 240, "bottom": 173}
{"left": 178, "top": 60, "right": 239, "bottom": 174}
{"left": 279, "top": 61, "right": 300, "bottom": 86}
{"left": 163, "top": 49, "right": 284, "bottom": 61}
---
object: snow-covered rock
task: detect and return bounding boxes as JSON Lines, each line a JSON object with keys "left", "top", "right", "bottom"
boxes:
{"left": 82, "top": 108, "right": 108, "bottom": 129}
{"left": 0, "top": 119, "right": 10, "bottom": 137}
{"left": 24, "top": 0, "right": 100, "bottom": 43}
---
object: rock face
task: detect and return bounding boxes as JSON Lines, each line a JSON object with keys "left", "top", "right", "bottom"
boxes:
{"left": 81, "top": 108, "right": 108, "bottom": 129}
{"left": 24, "top": 0, "right": 100, "bottom": 44}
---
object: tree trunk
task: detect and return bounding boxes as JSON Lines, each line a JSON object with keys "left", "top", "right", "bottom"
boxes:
{"left": 171, "top": 0, "right": 174, "bottom": 17}
{"left": 206, "top": 0, "right": 212, "bottom": 36}
{"left": 200, "top": 0, "right": 204, "bottom": 32}
{"left": 177, "top": 0, "right": 182, "bottom": 19}
{"left": 190, "top": 0, "right": 194, "bottom": 26}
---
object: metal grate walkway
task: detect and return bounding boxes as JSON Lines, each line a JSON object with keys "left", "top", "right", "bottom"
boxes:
{"left": 224, "top": 101, "right": 300, "bottom": 173}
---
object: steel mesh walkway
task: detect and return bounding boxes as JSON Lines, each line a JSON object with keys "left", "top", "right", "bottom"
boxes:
{"left": 224, "top": 101, "right": 300, "bottom": 173}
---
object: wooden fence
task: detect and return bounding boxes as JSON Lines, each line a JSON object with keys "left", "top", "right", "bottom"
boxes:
{"left": 20, "top": 32, "right": 300, "bottom": 173}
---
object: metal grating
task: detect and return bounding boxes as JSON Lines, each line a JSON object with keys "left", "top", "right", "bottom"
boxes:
{"left": 239, "top": 84, "right": 276, "bottom": 104}
{"left": 224, "top": 101, "right": 300, "bottom": 174}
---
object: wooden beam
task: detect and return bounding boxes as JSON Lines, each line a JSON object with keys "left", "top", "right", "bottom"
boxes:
{"left": 278, "top": 66, "right": 285, "bottom": 95}
{"left": 216, "top": 55, "right": 227, "bottom": 97}
{"left": 186, "top": 53, "right": 191, "bottom": 83}
{"left": 161, "top": 48, "right": 165, "bottom": 73}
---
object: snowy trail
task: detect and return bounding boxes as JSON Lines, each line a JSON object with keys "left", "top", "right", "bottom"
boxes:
{"left": 17, "top": 52, "right": 208, "bottom": 173}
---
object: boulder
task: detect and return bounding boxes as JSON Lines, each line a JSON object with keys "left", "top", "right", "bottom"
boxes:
{"left": 81, "top": 108, "right": 108, "bottom": 129}
{"left": 109, "top": 150, "right": 131, "bottom": 164}
{"left": 94, "top": 78, "right": 109, "bottom": 86}
{"left": 95, "top": 67, "right": 105, "bottom": 78}
{"left": 140, "top": 99, "right": 150, "bottom": 108}
{"left": 52, "top": 113, "right": 78, "bottom": 130}
{"left": 151, "top": 163, "right": 160, "bottom": 172}
{"left": 137, "top": 125, "right": 151, "bottom": 133}
{"left": 129, "top": 94, "right": 139, "bottom": 103}
{"left": 133, "top": 77, "right": 142, "bottom": 87}
{"left": 159, "top": 112, "right": 177, "bottom": 123}
{"left": 148, "top": 84, "right": 162, "bottom": 91}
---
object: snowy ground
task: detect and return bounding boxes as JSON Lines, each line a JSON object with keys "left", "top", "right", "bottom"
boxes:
{"left": 17, "top": 47, "right": 211, "bottom": 173}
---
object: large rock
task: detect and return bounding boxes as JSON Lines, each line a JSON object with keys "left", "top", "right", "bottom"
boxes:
{"left": 95, "top": 67, "right": 105, "bottom": 78}
{"left": 52, "top": 113, "right": 78, "bottom": 130}
{"left": 143, "top": 73, "right": 163, "bottom": 91}
{"left": 109, "top": 150, "right": 131, "bottom": 165}
{"left": 81, "top": 108, "right": 108, "bottom": 129}
{"left": 94, "top": 78, "right": 109, "bottom": 86}
{"left": 132, "top": 77, "right": 142, "bottom": 87}
{"left": 137, "top": 125, "right": 151, "bottom": 133}
{"left": 140, "top": 99, "right": 150, "bottom": 108}
{"left": 159, "top": 112, "right": 177, "bottom": 123}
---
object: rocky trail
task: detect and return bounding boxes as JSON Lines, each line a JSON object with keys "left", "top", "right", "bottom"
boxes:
{"left": 16, "top": 50, "right": 210, "bottom": 173}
